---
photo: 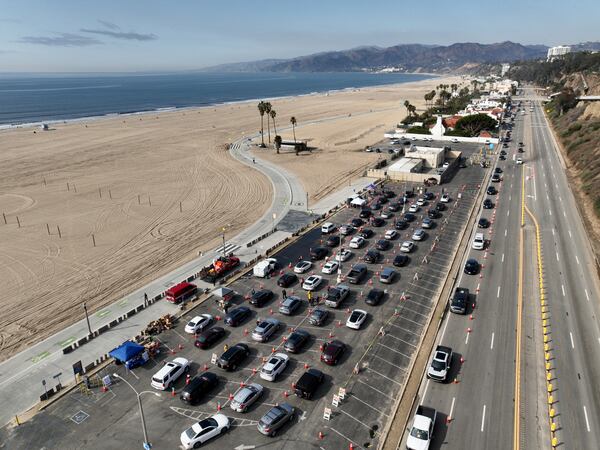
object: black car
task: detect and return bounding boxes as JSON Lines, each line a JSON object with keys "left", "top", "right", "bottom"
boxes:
{"left": 491, "top": 174, "right": 501, "bottom": 182}
{"left": 371, "top": 202, "right": 382, "bottom": 210}
{"left": 464, "top": 258, "right": 480, "bottom": 275}
{"left": 284, "top": 329, "right": 310, "bottom": 353}
{"left": 499, "top": 155, "right": 506, "bottom": 161}
{"left": 321, "top": 340, "right": 346, "bottom": 365}
{"left": 403, "top": 213, "right": 416, "bottom": 222}
{"left": 495, "top": 167, "right": 503, "bottom": 174}
{"left": 388, "top": 203, "right": 400, "bottom": 212}
{"left": 371, "top": 217, "right": 385, "bottom": 227}
{"left": 325, "top": 235, "right": 340, "bottom": 247}
{"left": 310, "top": 247, "right": 328, "bottom": 260}
{"left": 384, "top": 190, "right": 396, "bottom": 198}
{"left": 376, "top": 239, "right": 391, "bottom": 251}
{"left": 218, "top": 343, "right": 250, "bottom": 371}
{"left": 277, "top": 272, "right": 297, "bottom": 288}
{"left": 350, "top": 218, "right": 364, "bottom": 228}
{"left": 365, "top": 288, "right": 384, "bottom": 306}
{"left": 358, "top": 228, "right": 374, "bottom": 239}
{"left": 359, "top": 208, "right": 372, "bottom": 219}
{"left": 225, "top": 307, "right": 251, "bottom": 326}
{"left": 450, "top": 287, "right": 469, "bottom": 315}
{"left": 404, "top": 190, "right": 414, "bottom": 198}
{"left": 376, "top": 196, "right": 388, "bottom": 204}
{"left": 487, "top": 186, "right": 497, "bottom": 195}
{"left": 395, "top": 219, "right": 408, "bottom": 230}
{"left": 180, "top": 372, "right": 218, "bottom": 404}
{"left": 427, "top": 209, "right": 440, "bottom": 219}
{"left": 250, "top": 289, "right": 273, "bottom": 307}
{"left": 478, "top": 218, "right": 490, "bottom": 228}
{"left": 500, "top": 150, "right": 507, "bottom": 156}
{"left": 364, "top": 249, "right": 381, "bottom": 263}
{"left": 435, "top": 203, "right": 445, "bottom": 211}
{"left": 308, "top": 307, "right": 329, "bottom": 326}
{"left": 424, "top": 192, "right": 434, "bottom": 200}
{"left": 393, "top": 254, "right": 409, "bottom": 267}
{"left": 195, "top": 327, "right": 226, "bottom": 349}
{"left": 483, "top": 199, "right": 494, "bottom": 209}
{"left": 518, "top": 148, "right": 524, "bottom": 153}
{"left": 294, "top": 368, "right": 324, "bottom": 399}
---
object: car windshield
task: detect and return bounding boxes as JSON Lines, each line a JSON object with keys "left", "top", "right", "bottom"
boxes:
{"left": 350, "top": 312, "right": 361, "bottom": 320}
{"left": 410, "top": 427, "right": 429, "bottom": 440}
{"left": 432, "top": 360, "right": 446, "bottom": 371}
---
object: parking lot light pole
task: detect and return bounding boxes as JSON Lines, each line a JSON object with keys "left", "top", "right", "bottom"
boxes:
{"left": 82, "top": 302, "right": 92, "bottom": 336}
{"left": 113, "top": 374, "right": 157, "bottom": 449}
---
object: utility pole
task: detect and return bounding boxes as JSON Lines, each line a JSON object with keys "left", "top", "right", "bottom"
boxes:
{"left": 222, "top": 228, "right": 226, "bottom": 258}
{"left": 83, "top": 302, "right": 92, "bottom": 336}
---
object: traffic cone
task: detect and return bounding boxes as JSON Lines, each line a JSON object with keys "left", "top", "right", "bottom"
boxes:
{"left": 186, "top": 374, "right": 191, "bottom": 385}
{"left": 304, "top": 362, "right": 309, "bottom": 369}
{"left": 271, "top": 347, "right": 276, "bottom": 353}
{"left": 318, "top": 431, "right": 324, "bottom": 440}
{"left": 453, "top": 377, "right": 459, "bottom": 384}
{"left": 328, "top": 331, "right": 334, "bottom": 338}
{"left": 269, "top": 308, "right": 273, "bottom": 315}
{"left": 203, "top": 363, "right": 208, "bottom": 371}
{"left": 217, "top": 402, "right": 221, "bottom": 411}
{"left": 283, "top": 391, "right": 289, "bottom": 398}
{"left": 469, "top": 314, "right": 473, "bottom": 320}
{"left": 244, "top": 328, "right": 248, "bottom": 336}
{"left": 292, "top": 382, "right": 296, "bottom": 389}
{"left": 252, "top": 367, "right": 257, "bottom": 374}
{"left": 178, "top": 343, "right": 184, "bottom": 350}
{"left": 171, "top": 387, "right": 176, "bottom": 397}
{"left": 240, "top": 381, "right": 246, "bottom": 388}
{"left": 229, "top": 393, "right": 234, "bottom": 400}
{"left": 288, "top": 262, "right": 292, "bottom": 268}
{"left": 467, "top": 327, "right": 472, "bottom": 333}
{"left": 460, "top": 356, "right": 465, "bottom": 363}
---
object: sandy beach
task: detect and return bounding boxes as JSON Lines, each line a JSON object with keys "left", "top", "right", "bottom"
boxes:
{"left": 0, "top": 75, "right": 460, "bottom": 361}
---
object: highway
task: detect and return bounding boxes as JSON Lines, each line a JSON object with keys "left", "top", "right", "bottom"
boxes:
{"left": 403, "top": 90, "right": 600, "bottom": 450}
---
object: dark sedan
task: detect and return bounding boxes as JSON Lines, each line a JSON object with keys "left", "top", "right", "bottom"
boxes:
{"left": 277, "top": 272, "right": 297, "bottom": 288}
{"left": 395, "top": 219, "right": 408, "bottom": 230}
{"left": 225, "top": 306, "right": 251, "bottom": 326}
{"left": 435, "top": 202, "right": 445, "bottom": 211}
{"left": 310, "top": 247, "right": 328, "bottom": 260}
{"left": 194, "top": 327, "right": 226, "bottom": 349}
{"left": 487, "top": 186, "right": 497, "bottom": 195}
{"left": 365, "top": 288, "right": 384, "bottom": 306}
{"left": 464, "top": 258, "right": 480, "bottom": 275}
{"left": 483, "top": 199, "right": 494, "bottom": 209}
{"left": 376, "top": 239, "right": 391, "bottom": 251}
{"left": 359, "top": 209, "right": 372, "bottom": 219}
{"left": 284, "top": 329, "right": 310, "bottom": 353}
{"left": 478, "top": 218, "right": 490, "bottom": 228}
{"left": 250, "top": 289, "right": 273, "bottom": 307}
{"left": 351, "top": 218, "right": 364, "bottom": 228}
{"left": 428, "top": 209, "right": 440, "bottom": 219}
{"left": 403, "top": 213, "right": 416, "bottom": 222}
{"left": 358, "top": 228, "right": 374, "bottom": 239}
{"left": 393, "top": 254, "right": 410, "bottom": 267}
{"left": 364, "top": 249, "right": 381, "bottom": 263}
{"left": 371, "top": 217, "right": 385, "bottom": 227}
{"left": 320, "top": 340, "right": 346, "bottom": 365}
{"left": 325, "top": 235, "right": 340, "bottom": 247}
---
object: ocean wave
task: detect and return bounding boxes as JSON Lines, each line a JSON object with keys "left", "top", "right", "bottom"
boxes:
{"left": 0, "top": 85, "right": 121, "bottom": 93}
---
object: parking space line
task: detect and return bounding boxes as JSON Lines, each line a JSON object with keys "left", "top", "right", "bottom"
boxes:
{"left": 387, "top": 322, "right": 420, "bottom": 336}
{"left": 378, "top": 342, "right": 411, "bottom": 359}
{"left": 328, "top": 426, "right": 363, "bottom": 449}
{"left": 384, "top": 332, "right": 417, "bottom": 348}
{"left": 396, "top": 305, "right": 430, "bottom": 319}
{"left": 497, "top": 286, "right": 501, "bottom": 298}
{"left": 367, "top": 367, "right": 402, "bottom": 386}
{"left": 338, "top": 407, "right": 378, "bottom": 431}
{"left": 356, "top": 380, "right": 394, "bottom": 400}
{"left": 370, "top": 353, "right": 407, "bottom": 371}
{"left": 395, "top": 315, "right": 426, "bottom": 327}
{"left": 349, "top": 392, "right": 389, "bottom": 417}
{"left": 575, "top": 255, "right": 580, "bottom": 265}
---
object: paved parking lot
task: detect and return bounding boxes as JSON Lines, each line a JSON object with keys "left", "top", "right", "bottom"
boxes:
{"left": 1, "top": 164, "right": 486, "bottom": 450}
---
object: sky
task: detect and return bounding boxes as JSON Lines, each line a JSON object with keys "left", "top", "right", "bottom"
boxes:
{"left": 0, "top": 0, "right": 598, "bottom": 72}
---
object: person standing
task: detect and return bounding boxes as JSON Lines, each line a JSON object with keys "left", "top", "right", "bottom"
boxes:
{"left": 282, "top": 289, "right": 287, "bottom": 300}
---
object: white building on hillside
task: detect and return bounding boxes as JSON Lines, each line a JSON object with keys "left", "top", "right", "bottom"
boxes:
{"left": 547, "top": 45, "right": 571, "bottom": 62}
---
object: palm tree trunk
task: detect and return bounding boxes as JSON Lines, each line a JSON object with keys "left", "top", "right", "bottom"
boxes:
{"left": 266, "top": 115, "right": 271, "bottom": 143}
{"left": 292, "top": 124, "right": 296, "bottom": 142}
{"left": 260, "top": 115, "right": 265, "bottom": 146}
{"left": 272, "top": 119, "right": 277, "bottom": 136}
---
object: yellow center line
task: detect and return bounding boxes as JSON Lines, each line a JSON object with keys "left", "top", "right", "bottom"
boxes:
{"left": 514, "top": 168, "right": 524, "bottom": 449}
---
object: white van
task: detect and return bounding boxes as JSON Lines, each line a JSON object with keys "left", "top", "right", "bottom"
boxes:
{"left": 472, "top": 233, "right": 485, "bottom": 250}
{"left": 253, "top": 258, "right": 277, "bottom": 278}
{"left": 321, "top": 222, "right": 336, "bottom": 234}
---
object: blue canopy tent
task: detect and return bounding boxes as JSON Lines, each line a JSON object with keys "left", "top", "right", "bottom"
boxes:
{"left": 109, "top": 341, "right": 148, "bottom": 369}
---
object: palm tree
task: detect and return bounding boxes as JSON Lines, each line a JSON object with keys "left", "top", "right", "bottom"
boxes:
{"left": 290, "top": 116, "right": 297, "bottom": 142}
{"left": 408, "top": 104, "right": 417, "bottom": 116}
{"left": 403, "top": 100, "right": 410, "bottom": 116}
{"left": 264, "top": 102, "right": 272, "bottom": 143}
{"left": 257, "top": 101, "right": 266, "bottom": 147}
{"left": 270, "top": 109, "right": 277, "bottom": 136}
{"left": 274, "top": 135, "right": 282, "bottom": 154}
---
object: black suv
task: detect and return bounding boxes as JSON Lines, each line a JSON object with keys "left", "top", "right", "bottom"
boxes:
{"left": 250, "top": 289, "right": 273, "bottom": 307}
{"left": 325, "top": 235, "right": 340, "bottom": 247}
{"left": 218, "top": 343, "right": 250, "bottom": 371}
{"left": 393, "top": 254, "right": 409, "bottom": 267}
{"left": 371, "top": 217, "right": 385, "bottom": 227}
{"left": 395, "top": 219, "right": 408, "bottom": 230}
{"left": 364, "top": 249, "right": 381, "bottom": 263}
{"left": 358, "top": 228, "right": 374, "bottom": 239}
{"left": 225, "top": 306, "right": 251, "bottom": 326}
{"left": 180, "top": 372, "right": 218, "bottom": 405}
{"left": 450, "top": 287, "right": 469, "bottom": 314}
{"left": 277, "top": 272, "right": 297, "bottom": 288}
{"left": 365, "top": 288, "right": 384, "bottom": 306}
{"left": 376, "top": 239, "right": 391, "bottom": 251}
{"left": 310, "top": 247, "right": 328, "bottom": 260}
{"left": 359, "top": 209, "right": 371, "bottom": 219}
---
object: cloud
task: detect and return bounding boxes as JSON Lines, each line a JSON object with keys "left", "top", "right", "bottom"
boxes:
{"left": 17, "top": 33, "right": 102, "bottom": 47}
{"left": 80, "top": 28, "right": 157, "bottom": 41}
{"left": 97, "top": 20, "right": 120, "bottom": 31}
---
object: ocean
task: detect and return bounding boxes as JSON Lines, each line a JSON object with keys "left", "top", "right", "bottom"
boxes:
{"left": 0, "top": 72, "right": 434, "bottom": 127}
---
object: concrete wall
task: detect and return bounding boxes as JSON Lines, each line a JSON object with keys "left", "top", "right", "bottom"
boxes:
{"left": 367, "top": 168, "right": 441, "bottom": 184}
{"left": 384, "top": 131, "right": 499, "bottom": 145}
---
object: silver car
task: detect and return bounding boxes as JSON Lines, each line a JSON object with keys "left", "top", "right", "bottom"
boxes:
{"left": 230, "top": 383, "right": 264, "bottom": 413}
{"left": 411, "top": 229, "right": 426, "bottom": 241}
{"left": 252, "top": 319, "right": 281, "bottom": 342}
{"left": 257, "top": 402, "right": 295, "bottom": 437}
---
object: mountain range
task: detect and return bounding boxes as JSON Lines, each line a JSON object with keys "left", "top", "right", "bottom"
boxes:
{"left": 203, "top": 41, "right": 600, "bottom": 73}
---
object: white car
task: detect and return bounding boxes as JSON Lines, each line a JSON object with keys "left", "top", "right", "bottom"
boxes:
{"left": 516, "top": 158, "right": 523, "bottom": 164}
{"left": 409, "top": 204, "right": 419, "bottom": 213}
{"left": 349, "top": 236, "right": 365, "bottom": 249}
{"left": 302, "top": 275, "right": 323, "bottom": 291}
{"left": 384, "top": 229, "right": 398, "bottom": 240}
{"left": 346, "top": 309, "right": 368, "bottom": 330}
{"left": 416, "top": 198, "right": 426, "bottom": 206}
{"left": 451, "top": 138, "right": 459, "bottom": 143}
{"left": 294, "top": 260, "right": 312, "bottom": 274}
{"left": 184, "top": 314, "right": 213, "bottom": 334}
{"left": 440, "top": 193, "right": 450, "bottom": 203}
{"left": 322, "top": 261, "right": 339, "bottom": 274}
{"left": 400, "top": 241, "right": 415, "bottom": 253}
{"left": 260, "top": 353, "right": 289, "bottom": 382}
{"left": 335, "top": 248, "right": 352, "bottom": 262}
{"left": 472, "top": 233, "right": 485, "bottom": 250}
{"left": 151, "top": 357, "right": 189, "bottom": 390}
{"left": 412, "top": 229, "right": 426, "bottom": 241}
{"left": 380, "top": 209, "right": 393, "bottom": 219}
{"left": 180, "top": 413, "right": 230, "bottom": 449}
{"left": 339, "top": 224, "right": 355, "bottom": 235}
{"left": 442, "top": 162, "right": 450, "bottom": 168}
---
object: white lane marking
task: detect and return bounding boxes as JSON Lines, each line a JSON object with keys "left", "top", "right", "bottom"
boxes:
{"left": 502, "top": 253, "right": 505, "bottom": 262}
{"left": 576, "top": 255, "right": 580, "bottom": 265}
{"left": 465, "top": 332, "right": 470, "bottom": 345}
{"left": 563, "top": 210, "right": 566, "bottom": 218}
{"left": 422, "top": 379, "right": 431, "bottom": 401}
{"left": 584, "top": 406, "right": 591, "bottom": 432}
{"left": 439, "top": 308, "right": 451, "bottom": 342}
{"left": 481, "top": 404, "right": 487, "bottom": 432}
{"left": 556, "top": 252, "right": 560, "bottom": 262}
{"left": 559, "top": 196, "right": 563, "bottom": 203}
{"left": 585, "top": 289, "right": 590, "bottom": 302}
{"left": 568, "top": 229, "right": 572, "bottom": 238}
{"left": 505, "top": 229, "right": 507, "bottom": 237}
{"left": 562, "top": 284, "right": 566, "bottom": 296}
{"left": 509, "top": 195, "right": 512, "bottom": 201}
{"left": 490, "top": 332, "right": 495, "bottom": 349}
{"left": 549, "top": 209, "right": 552, "bottom": 216}
{"left": 449, "top": 397, "right": 456, "bottom": 420}
{"left": 570, "top": 332, "right": 575, "bottom": 349}
{"left": 497, "top": 286, "right": 501, "bottom": 298}
{"left": 552, "top": 228, "right": 555, "bottom": 236}
{"left": 507, "top": 210, "right": 510, "bottom": 217}
{"left": 547, "top": 194, "right": 550, "bottom": 201}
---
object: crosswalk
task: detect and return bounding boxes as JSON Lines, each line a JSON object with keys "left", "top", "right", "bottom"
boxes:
{"left": 215, "top": 242, "right": 240, "bottom": 255}
{"left": 229, "top": 143, "right": 241, "bottom": 150}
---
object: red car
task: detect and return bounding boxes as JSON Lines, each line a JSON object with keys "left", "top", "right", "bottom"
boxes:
{"left": 194, "top": 327, "right": 226, "bottom": 349}
{"left": 320, "top": 340, "right": 346, "bottom": 365}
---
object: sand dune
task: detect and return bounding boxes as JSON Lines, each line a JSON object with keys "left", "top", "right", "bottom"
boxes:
{"left": 0, "top": 75, "right": 459, "bottom": 360}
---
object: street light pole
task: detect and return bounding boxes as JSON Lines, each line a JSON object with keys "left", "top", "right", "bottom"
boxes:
{"left": 221, "top": 227, "right": 226, "bottom": 258}
{"left": 83, "top": 302, "right": 92, "bottom": 336}
{"left": 113, "top": 374, "right": 152, "bottom": 449}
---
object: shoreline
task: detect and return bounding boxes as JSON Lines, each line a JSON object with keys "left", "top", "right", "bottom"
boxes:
{"left": 0, "top": 74, "right": 437, "bottom": 130}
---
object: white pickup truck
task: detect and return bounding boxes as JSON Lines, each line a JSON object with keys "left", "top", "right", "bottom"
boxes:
{"left": 406, "top": 405, "right": 436, "bottom": 450}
